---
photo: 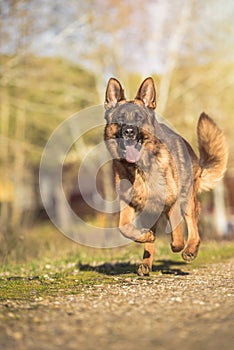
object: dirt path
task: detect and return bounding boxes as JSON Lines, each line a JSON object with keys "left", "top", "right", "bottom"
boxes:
{"left": 0, "top": 259, "right": 233, "bottom": 350}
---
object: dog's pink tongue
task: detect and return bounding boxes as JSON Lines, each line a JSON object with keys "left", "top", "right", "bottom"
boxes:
{"left": 125, "top": 145, "right": 140, "bottom": 163}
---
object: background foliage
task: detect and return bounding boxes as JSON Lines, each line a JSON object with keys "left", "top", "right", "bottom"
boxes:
{"left": 0, "top": 0, "right": 234, "bottom": 264}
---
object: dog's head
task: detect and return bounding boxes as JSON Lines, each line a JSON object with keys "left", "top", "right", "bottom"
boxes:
{"left": 104, "top": 77, "right": 158, "bottom": 163}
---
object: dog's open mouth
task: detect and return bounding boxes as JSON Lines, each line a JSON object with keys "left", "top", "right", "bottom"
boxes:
{"left": 122, "top": 139, "right": 142, "bottom": 163}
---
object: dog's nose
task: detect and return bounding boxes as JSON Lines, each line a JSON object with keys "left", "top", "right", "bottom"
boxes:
{"left": 122, "top": 125, "right": 137, "bottom": 139}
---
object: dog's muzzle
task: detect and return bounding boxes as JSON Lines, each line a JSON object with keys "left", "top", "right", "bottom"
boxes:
{"left": 119, "top": 125, "right": 143, "bottom": 163}
{"left": 121, "top": 125, "right": 138, "bottom": 140}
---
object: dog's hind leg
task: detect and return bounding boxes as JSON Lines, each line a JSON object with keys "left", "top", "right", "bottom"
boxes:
{"left": 137, "top": 243, "right": 155, "bottom": 276}
{"left": 182, "top": 196, "right": 201, "bottom": 262}
{"left": 166, "top": 204, "right": 185, "bottom": 253}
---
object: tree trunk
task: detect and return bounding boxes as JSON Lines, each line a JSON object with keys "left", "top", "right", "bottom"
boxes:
{"left": 213, "top": 181, "right": 228, "bottom": 236}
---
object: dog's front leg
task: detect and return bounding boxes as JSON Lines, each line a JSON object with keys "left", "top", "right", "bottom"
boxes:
{"left": 119, "top": 200, "right": 155, "bottom": 243}
{"left": 137, "top": 243, "right": 155, "bottom": 276}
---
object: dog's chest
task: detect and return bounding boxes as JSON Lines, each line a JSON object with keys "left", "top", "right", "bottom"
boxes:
{"left": 121, "top": 165, "right": 168, "bottom": 212}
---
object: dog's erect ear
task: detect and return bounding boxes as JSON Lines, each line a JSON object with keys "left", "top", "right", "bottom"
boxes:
{"left": 105, "top": 78, "right": 126, "bottom": 109}
{"left": 135, "top": 77, "right": 156, "bottom": 109}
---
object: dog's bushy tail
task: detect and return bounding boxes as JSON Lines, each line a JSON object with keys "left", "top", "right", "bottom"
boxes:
{"left": 197, "top": 112, "right": 228, "bottom": 192}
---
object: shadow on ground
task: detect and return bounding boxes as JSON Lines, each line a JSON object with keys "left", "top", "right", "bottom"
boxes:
{"left": 78, "top": 259, "right": 189, "bottom": 276}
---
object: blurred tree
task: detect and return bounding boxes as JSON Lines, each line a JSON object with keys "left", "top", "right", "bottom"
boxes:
{"left": 0, "top": 1, "right": 99, "bottom": 259}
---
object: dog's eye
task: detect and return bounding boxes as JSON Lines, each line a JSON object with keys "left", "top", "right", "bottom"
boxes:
{"left": 135, "top": 114, "right": 143, "bottom": 123}
{"left": 115, "top": 114, "right": 125, "bottom": 124}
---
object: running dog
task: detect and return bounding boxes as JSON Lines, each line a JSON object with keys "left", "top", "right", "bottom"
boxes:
{"left": 104, "top": 77, "right": 228, "bottom": 275}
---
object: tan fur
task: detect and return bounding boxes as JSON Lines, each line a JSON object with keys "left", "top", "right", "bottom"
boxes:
{"left": 198, "top": 112, "right": 228, "bottom": 191}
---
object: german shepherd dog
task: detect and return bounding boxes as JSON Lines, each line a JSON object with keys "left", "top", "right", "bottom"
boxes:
{"left": 104, "top": 77, "right": 228, "bottom": 276}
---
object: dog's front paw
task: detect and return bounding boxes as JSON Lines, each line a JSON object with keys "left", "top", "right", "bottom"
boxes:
{"left": 135, "top": 229, "right": 155, "bottom": 243}
{"left": 137, "top": 263, "right": 150, "bottom": 276}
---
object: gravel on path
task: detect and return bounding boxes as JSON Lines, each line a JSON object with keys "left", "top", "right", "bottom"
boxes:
{"left": 0, "top": 259, "right": 233, "bottom": 350}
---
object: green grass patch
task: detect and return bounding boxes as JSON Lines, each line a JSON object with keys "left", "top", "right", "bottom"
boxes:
{"left": 0, "top": 237, "right": 233, "bottom": 302}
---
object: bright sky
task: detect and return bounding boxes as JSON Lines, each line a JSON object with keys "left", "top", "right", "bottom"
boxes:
{"left": 1, "top": 0, "right": 234, "bottom": 77}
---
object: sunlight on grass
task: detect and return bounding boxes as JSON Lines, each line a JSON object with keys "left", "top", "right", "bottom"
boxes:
{"left": 0, "top": 223, "right": 233, "bottom": 301}
{"left": 1, "top": 223, "right": 233, "bottom": 276}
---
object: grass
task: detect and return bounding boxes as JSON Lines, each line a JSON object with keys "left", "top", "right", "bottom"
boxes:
{"left": 0, "top": 224, "right": 234, "bottom": 301}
